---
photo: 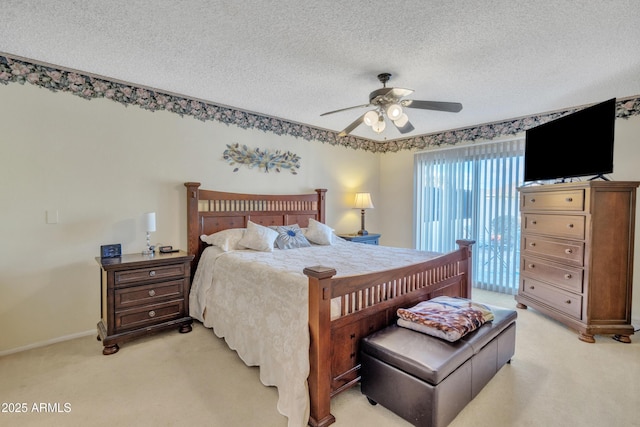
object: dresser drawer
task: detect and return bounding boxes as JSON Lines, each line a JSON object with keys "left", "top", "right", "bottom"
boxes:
{"left": 523, "top": 214, "right": 585, "bottom": 239}
{"left": 115, "top": 299, "right": 185, "bottom": 331}
{"left": 522, "top": 235, "right": 584, "bottom": 266}
{"left": 114, "top": 263, "right": 186, "bottom": 286}
{"left": 521, "top": 256, "right": 583, "bottom": 293}
{"left": 520, "top": 189, "right": 585, "bottom": 212}
{"left": 115, "top": 279, "right": 185, "bottom": 309}
{"left": 520, "top": 277, "right": 582, "bottom": 319}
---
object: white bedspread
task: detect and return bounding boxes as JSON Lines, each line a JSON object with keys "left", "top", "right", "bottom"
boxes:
{"left": 189, "top": 238, "right": 439, "bottom": 427}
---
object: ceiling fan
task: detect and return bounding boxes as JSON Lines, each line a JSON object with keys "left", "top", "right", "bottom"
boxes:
{"left": 321, "top": 73, "right": 463, "bottom": 137}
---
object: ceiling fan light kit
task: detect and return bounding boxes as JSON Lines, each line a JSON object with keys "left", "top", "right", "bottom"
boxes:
{"left": 322, "top": 73, "right": 463, "bottom": 137}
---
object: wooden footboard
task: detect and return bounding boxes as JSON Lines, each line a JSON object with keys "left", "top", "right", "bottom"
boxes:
{"left": 304, "top": 239, "right": 474, "bottom": 427}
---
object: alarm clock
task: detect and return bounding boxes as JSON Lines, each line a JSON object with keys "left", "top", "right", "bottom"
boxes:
{"left": 100, "top": 244, "right": 122, "bottom": 258}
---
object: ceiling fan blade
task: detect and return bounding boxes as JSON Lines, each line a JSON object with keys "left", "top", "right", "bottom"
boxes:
{"left": 337, "top": 113, "right": 366, "bottom": 137}
{"left": 393, "top": 118, "right": 415, "bottom": 134}
{"left": 320, "top": 103, "right": 371, "bottom": 116}
{"left": 402, "top": 100, "right": 463, "bottom": 113}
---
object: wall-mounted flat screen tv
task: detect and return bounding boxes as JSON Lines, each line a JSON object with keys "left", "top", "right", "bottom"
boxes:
{"left": 523, "top": 98, "right": 616, "bottom": 182}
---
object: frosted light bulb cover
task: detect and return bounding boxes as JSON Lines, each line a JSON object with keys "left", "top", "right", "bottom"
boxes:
{"left": 386, "top": 103, "right": 403, "bottom": 120}
{"left": 363, "top": 110, "right": 378, "bottom": 127}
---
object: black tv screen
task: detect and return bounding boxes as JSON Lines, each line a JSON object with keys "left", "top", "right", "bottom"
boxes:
{"left": 524, "top": 98, "right": 616, "bottom": 182}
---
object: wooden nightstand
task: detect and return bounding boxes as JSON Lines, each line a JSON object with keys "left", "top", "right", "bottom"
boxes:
{"left": 96, "top": 251, "right": 194, "bottom": 355}
{"left": 338, "top": 233, "right": 381, "bottom": 245}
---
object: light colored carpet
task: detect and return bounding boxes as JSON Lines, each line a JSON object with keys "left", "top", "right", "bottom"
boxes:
{"left": 1, "top": 289, "right": 639, "bottom": 427}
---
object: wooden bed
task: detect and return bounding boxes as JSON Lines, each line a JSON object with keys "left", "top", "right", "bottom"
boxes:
{"left": 184, "top": 182, "right": 474, "bottom": 427}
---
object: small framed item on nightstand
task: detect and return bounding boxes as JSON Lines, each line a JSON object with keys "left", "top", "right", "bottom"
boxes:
{"left": 100, "top": 243, "right": 121, "bottom": 258}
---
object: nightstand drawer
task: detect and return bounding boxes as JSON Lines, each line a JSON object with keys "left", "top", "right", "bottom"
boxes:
{"left": 114, "top": 263, "right": 186, "bottom": 286}
{"left": 115, "top": 279, "right": 186, "bottom": 309}
{"left": 115, "top": 299, "right": 185, "bottom": 331}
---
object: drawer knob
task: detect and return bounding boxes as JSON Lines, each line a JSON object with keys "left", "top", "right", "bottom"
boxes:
{"left": 565, "top": 300, "right": 571, "bottom": 304}
{"left": 149, "top": 270, "right": 156, "bottom": 277}
{"left": 148, "top": 289, "right": 156, "bottom": 297}
{"left": 567, "top": 223, "right": 574, "bottom": 228}
{"left": 529, "top": 242, "right": 536, "bottom": 247}
{"left": 564, "top": 274, "right": 572, "bottom": 279}
{"left": 528, "top": 263, "right": 535, "bottom": 268}
{"left": 530, "top": 198, "right": 536, "bottom": 203}
{"left": 566, "top": 197, "right": 573, "bottom": 202}
{"left": 565, "top": 248, "right": 573, "bottom": 254}
{"left": 148, "top": 310, "right": 156, "bottom": 318}
{"left": 529, "top": 285, "right": 535, "bottom": 290}
{"left": 531, "top": 220, "right": 537, "bottom": 225}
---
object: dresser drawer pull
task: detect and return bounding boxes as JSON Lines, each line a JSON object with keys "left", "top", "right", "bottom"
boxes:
{"left": 148, "top": 310, "right": 156, "bottom": 318}
{"left": 565, "top": 248, "right": 573, "bottom": 254}
{"left": 528, "top": 263, "right": 535, "bottom": 268}
{"left": 564, "top": 274, "right": 572, "bottom": 279}
{"left": 565, "top": 300, "right": 571, "bottom": 305}
{"left": 148, "top": 289, "right": 156, "bottom": 297}
{"left": 529, "top": 285, "right": 535, "bottom": 290}
{"left": 566, "top": 197, "right": 573, "bottom": 202}
{"left": 149, "top": 270, "right": 156, "bottom": 277}
{"left": 531, "top": 220, "right": 537, "bottom": 225}
{"left": 530, "top": 198, "right": 536, "bottom": 203}
{"left": 567, "top": 223, "right": 574, "bottom": 228}
{"left": 529, "top": 242, "right": 536, "bottom": 247}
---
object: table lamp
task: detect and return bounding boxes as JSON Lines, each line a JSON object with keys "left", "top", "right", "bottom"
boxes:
{"left": 353, "top": 193, "right": 374, "bottom": 235}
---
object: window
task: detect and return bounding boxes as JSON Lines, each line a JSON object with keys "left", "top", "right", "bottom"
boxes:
{"left": 414, "top": 138, "right": 525, "bottom": 294}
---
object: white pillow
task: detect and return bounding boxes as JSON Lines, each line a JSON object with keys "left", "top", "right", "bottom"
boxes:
{"left": 200, "top": 229, "right": 246, "bottom": 252}
{"left": 304, "top": 218, "right": 334, "bottom": 245}
{"left": 238, "top": 221, "right": 279, "bottom": 252}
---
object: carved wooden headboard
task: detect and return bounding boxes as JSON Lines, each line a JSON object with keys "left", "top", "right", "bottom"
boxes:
{"left": 184, "top": 182, "right": 327, "bottom": 272}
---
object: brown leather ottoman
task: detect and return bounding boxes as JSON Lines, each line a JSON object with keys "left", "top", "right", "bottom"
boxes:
{"left": 360, "top": 304, "right": 516, "bottom": 427}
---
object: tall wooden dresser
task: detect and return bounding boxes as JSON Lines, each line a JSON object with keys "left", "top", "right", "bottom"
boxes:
{"left": 516, "top": 181, "right": 638, "bottom": 343}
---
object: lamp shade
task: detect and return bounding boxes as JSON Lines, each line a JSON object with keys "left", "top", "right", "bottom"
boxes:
{"left": 353, "top": 193, "right": 374, "bottom": 209}
{"left": 144, "top": 212, "right": 156, "bottom": 232}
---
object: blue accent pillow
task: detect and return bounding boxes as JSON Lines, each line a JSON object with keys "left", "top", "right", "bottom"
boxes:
{"left": 274, "top": 225, "right": 311, "bottom": 250}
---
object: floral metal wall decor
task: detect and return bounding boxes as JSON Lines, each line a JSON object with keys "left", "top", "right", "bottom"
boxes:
{"left": 223, "top": 143, "right": 301, "bottom": 174}
{"left": 1, "top": 54, "right": 639, "bottom": 153}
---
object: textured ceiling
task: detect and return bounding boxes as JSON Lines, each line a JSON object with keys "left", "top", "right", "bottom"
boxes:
{"left": 1, "top": 1, "right": 640, "bottom": 142}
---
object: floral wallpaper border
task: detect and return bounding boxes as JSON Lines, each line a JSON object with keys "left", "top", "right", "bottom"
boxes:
{"left": 1, "top": 53, "right": 639, "bottom": 154}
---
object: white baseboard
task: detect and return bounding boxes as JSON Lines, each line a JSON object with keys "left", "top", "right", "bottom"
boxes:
{"left": 0, "top": 329, "right": 96, "bottom": 357}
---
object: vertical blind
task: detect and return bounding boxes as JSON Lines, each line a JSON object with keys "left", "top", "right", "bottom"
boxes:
{"left": 414, "top": 138, "right": 525, "bottom": 294}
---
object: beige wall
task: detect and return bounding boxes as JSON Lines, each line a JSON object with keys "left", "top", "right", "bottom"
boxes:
{"left": 2, "top": 80, "right": 639, "bottom": 354}
{"left": 379, "top": 114, "right": 640, "bottom": 320}
{"left": 0, "top": 83, "right": 380, "bottom": 353}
